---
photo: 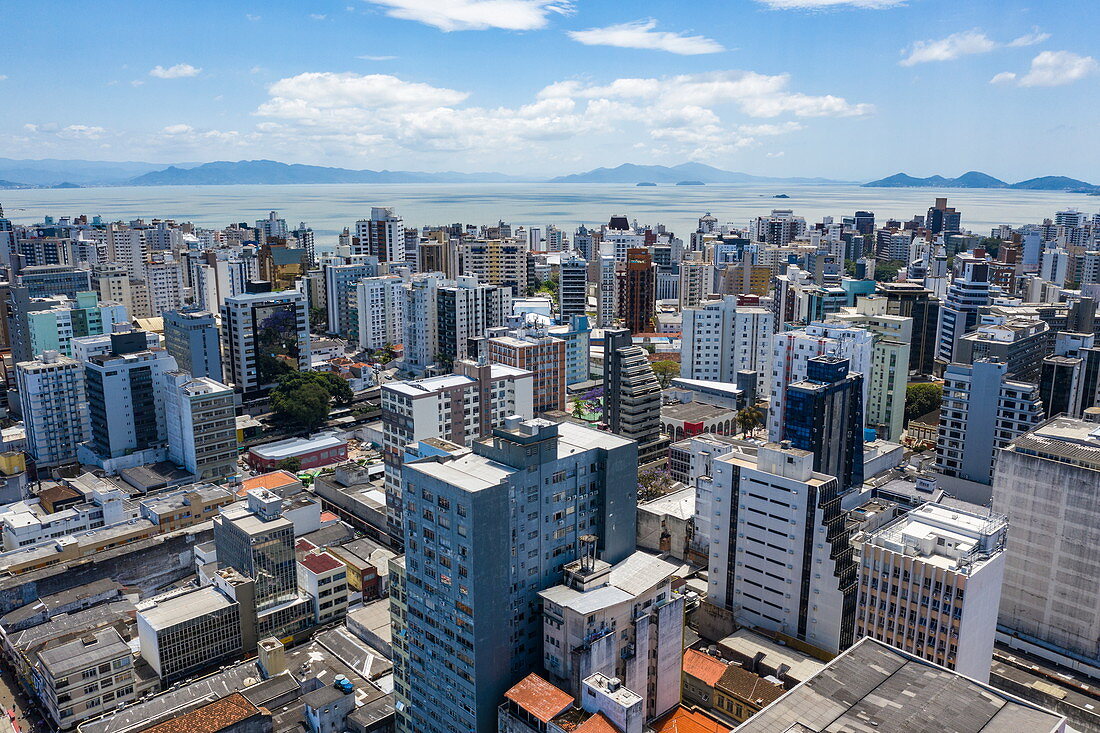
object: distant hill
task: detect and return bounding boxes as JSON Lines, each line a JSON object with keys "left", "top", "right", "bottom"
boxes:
{"left": 0, "top": 157, "right": 187, "bottom": 186}
{"left": 129, "top": 160, "right": 533, "bottom": 185}
{"left": 864, "top": 171, "right": 1095, "bottom": 192}
{"left": 0, "top": 179, "right": 30, "bottom": 189}
{"left": 549, "top": 162, "right": 846, "bottom": 184}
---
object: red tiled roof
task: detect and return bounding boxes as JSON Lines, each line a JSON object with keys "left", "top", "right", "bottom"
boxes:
{"left": 140, "top": 693, "right": 262, "bottom": 733}
{"left": 715, "top": 664, "right": 785, "bottom": 707}
{"left": 574, "top": 712, "right": 619, "bottom": 733}
{"left": 504, "top": 674, "right": 574, "bottom": 723}
{"left": 238, "top": 470, "right": 301, "bottom": 497}
{"left": 296, "top": 538, "right": 318, "bottom": 553}
{"left": 299, "top": 551, "right": 344, "bottom": 574}
{"left": 683, "top": 649, "right": 728, "bottom": 687}
{"left": 320, "top": 511, "right": 340, "bottom": 522}
{"left": 650, "top": 706, "right": 733, "bottom": 733}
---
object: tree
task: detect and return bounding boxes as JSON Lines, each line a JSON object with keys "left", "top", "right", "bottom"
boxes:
{"left": 269, "top": 371, "right": 354, "bottom": 431}
{"left": 271, "top": 380, "right": 332, "bottom": 432}
{"left": 905, "top": 383, "right": 942, "bottom": 424}
{"left": 277, "top": 457, "right": 302, "bottom": 473}
{"left": 736, "top": 405, "right": 764, "bottom": 438}
{"left": 637, "top": 466, "right": 674, "bottom": 501}
{"left": 873, "top": 259, "right": 906, "bottom": 283}
{"left": 309, "top": 307, "right": 327, "bottom": 332}
{"left": 571, "top": 398, "right": 585, "bottom": 419}
{"left": 651, "top": 359, "right": 679, "bottom": 389}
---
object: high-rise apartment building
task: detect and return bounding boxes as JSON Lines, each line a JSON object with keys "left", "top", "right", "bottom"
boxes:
{"left": 935, "top": 256, "right": 993, "bottom": 368}
{"left": 390, "top": 417, "right": 637, "bottom": 733}
{"left": 163, "top": 372, "right": 238, "bottom": 482}
{"left": 354, "top": 207, "right": 404, "bottom": 262}
{"left": 324, "top": 260, "right": 380, "bottom": 340}
{"left": 163, "top": 308, "right": 223, "bottom": 381}
{"left": 926, "top": 197, "right": 961, "bottom": 235}
{"left": 401, "top": 275, "right": 510, "bottom": 374}
{"left": 548, "top": 315, "right": 591, "bottom": 386}
{"left": 993, "top": 417, "right": 1100, "bottom": 674}
{"left": 936, "top": 359, "right": 1043, "bottom": 485}
{"left": 604, "top": 329, "right": 666, "bottom": 466}
{"left": 79, "top": 334, "right": 180, "bottom": 471}
{"left": 768, "top": 323, "right": 873, "bottom": 441}
{"left": 855, "top": 502, "right": 1007, "bottom": 682}
{"left": 539, "top": 551, "right": 684, "bottom": 721}
{"left": 678, "top": 260, "right": 711, "bottom": 309}
{"left": 379, "top": 360, "right": 534, "bottom": 544}
{"left": 680, "top": 295, "right": 773, "bottom": 393}
{"left": 459, "top": 239, "right": 529, "bottom": 294}
{"left": 829, "top": 295, "right": 912, "bottom": 441}
{"left": 955, "top": 317, "right": 1052, "bottom": 382}
{"left": 25, "top": 291, "right": 127, "bottom": 358}
{"left": 701, "top": 442, "right": 856, "bottom": 655}
{"left": 16, "top": 351, "right": 90, "bottom": 468}
{"left": 487, "top": 328, "right": 566, "bottom": 413}
{"left": 784, "top": 355, "right": 865, "bottom": 492}
{"left": 558, "top": 253, "right": 588, "bottom": 318}
{"left": 597, "top": 255, "right": 617, "bottom": 328}
{"left": 877, "top": 281, "right": 939, "bottom": 376}
{"left": 355, "top": 275, "right": 405, "bottom": 351}
{"left": 144, "top": 253, "right": 185, "bottom": 315}
{"left": 619, "top": 248, "right": 655, "bottom": 334}
{"left": 221, "top": 285, "right": 311, "bottom": 398}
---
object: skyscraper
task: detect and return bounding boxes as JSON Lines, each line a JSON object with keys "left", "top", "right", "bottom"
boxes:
{"left": 162, "top": 308, "right": 222, "bottom": 381}
{"left": 935, "top": 255, "right": 992, "bottom": 369}
{"left": 603, "top": 328, "right": 666, "bottom": 466}
{"left": 936, "top": 359, "right": 1043, "bottom": 486}
{"left": 163, "top": 372, "right": 238, "bottom": 482}
{"left": 355, "top": 275, "right": 405, "bottom": 351}
{"left": 619, "top": 248, "right": 655, "bottom": 334}
{"left": 354, "top": 207, "right": 404, "bottom": 262}
{"left": 680, "top": 295, "right": 773, "bottom": 393}
{"left": 784, "top": 355, "right": 865, "bottom": 492}
{"left": 16, "top": 350, "right": 89, "bottom": 468}
{"left": 557, "top": 253, "right": 588, "bottom": 318}
{"left": 221, "top": 284, "right": 311, "bottom": 399}
{"left": 926, "top": 197, "right": 961, "bottom": 235}
{"left": 390, "top": 416, "right": 637, "bottom": 733}
{"left": 487, "top": 328, "right": 566, "bottom": 413}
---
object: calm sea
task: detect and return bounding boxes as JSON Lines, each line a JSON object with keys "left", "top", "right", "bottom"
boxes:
{"left": 2, "top": 183, "right": 1096, "bottom": 246}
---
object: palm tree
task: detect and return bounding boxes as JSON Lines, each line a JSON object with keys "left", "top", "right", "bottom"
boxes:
{"left": 737, "top": 406, "right": 764, "bottom": 438}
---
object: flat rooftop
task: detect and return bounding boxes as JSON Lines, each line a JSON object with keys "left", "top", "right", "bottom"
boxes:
{"left": 735, "top": 637, "right": 1065, "bottom": 732}
{"left": 137, "top": 586, "right": 235, "bottom": 631}
{"left": 250, "top": 433, "right": 346, "bottom": 460}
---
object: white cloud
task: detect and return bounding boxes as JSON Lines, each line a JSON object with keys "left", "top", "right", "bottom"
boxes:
{"left": 357, "top": 55, "right": 398, "bottom": 61}
{"left": 539, "top": 71, "right": 873, "bottom": 118}
{"left": 766, "top": 151, "right": 785, "bottom": 158}
{"left": 310, "top": 13, "right": 327, "bottom": 20}
{"left": 1009, "top": 28, "right": 1051, "bottom": 47}
{"left": 25, "top": 123, "right": 107, "bottom": 140}
{"left": 567, "top": 19, "right": 724, "bottom": 55}
{"left": 1018, "top": 50, "right": 1098, "bottom": 87}
{"left": 989, "top": 71, "right": 1017, "bottom": 84}
{"left": 364, "top": 0, "right": 573, "bottom": 31}
{"left": 130, "top": 80, "right": 145, "bottom": 87}
{"left": 756, "top": 0, "right": 905, "bottom": 8}
{"left": 0, "top": 75, "right": 7, "bottom": 82}
{"left": 258, "top": 72, "right": 469, "bottom": 118}
{"left": 150, "top": 63, "right": 202, "bottom": 79}
{"left": 900, "top": 30, "right": 996, "bottom": 66}
{"left": 245, "top": 13, "right": 261, "bottom": 21}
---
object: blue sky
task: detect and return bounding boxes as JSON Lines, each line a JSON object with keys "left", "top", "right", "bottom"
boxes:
{"left": 2, "top": 0, "right": 1097, "bottom": 179}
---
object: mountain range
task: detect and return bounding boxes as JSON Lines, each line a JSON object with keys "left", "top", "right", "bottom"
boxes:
{"left": 0, "top": 158, "right": 1095, "bottom": 191}
{"left": 863, "top": 171, "right": 1098, "bottom": 193}
{"left": 547, "top": 162, "right": 846, "bottom": 184}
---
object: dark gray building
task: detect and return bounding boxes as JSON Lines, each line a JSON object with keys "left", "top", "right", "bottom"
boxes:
{"left": 163, "top": 307, "right": 223, "bottom": 380}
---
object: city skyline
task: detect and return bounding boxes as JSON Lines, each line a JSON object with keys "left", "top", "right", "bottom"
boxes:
{"left": 2, "top": 0, "right": 1097, "bottom": 180}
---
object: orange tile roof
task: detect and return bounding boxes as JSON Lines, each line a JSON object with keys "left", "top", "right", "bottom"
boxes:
{"left": 650, "top": 706, "right": 733, "bottom": 733}
{"left": 573, "top": 712, "right": 620, "bottom": 733}
{"left": 504, "top": 673, "right": 574, "bottom": 723}
{"left": 320, "top": 511, "right": 340, "bottom": 522}
{"left": 141, "top": 693, "right": 262, "bottom": 733}
{"left": 683, "top": 648, "right": 728, "bottom": 687}
{"left": 238, "top": 470, "right": 301, "bottom": 496}
{"left": 715, "top": 664, "right": 785, "bottom": 707}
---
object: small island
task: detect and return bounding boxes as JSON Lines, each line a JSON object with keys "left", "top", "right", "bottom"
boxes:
{"left": 676, "top": 180, "right": 705, "bottom": 186}
{"left": 636, "top": 181, "right": 656, "bottom": 186}
{"left": 773, "top": 193, "right": 790, "bottom": 198}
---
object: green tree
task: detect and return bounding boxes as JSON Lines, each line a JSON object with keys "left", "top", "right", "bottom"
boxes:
{"left": 873, "top": 259, "right": 906, "bottom": 283}
{"left": 651, "top": 359, "right": 679, "bottom": 389}
{"left": 736, "top": 405, "right": 764, "bottom": 438}
{"left": 277, "top": 456, "right": 302, "bottom": 473}
{"left": 309, "top": 307, "right": 327, "bottom": 332}
{"left": 571, "top": 397, "right": 585, "bottom": 419}
{"left": 314, "top": 371, "right": 354, "bottom": 404}
{"left": 905, "top": 383, "right": 942, "bottom": 424}
{"left": 269, "top": 371, "right": 354, "bottom": 430}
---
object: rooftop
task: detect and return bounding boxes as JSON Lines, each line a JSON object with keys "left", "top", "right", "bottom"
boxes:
{"left": 239, "top": 470, "right": 302, "bottom": 497}
{"left": 250, "top": 433, "right": 346, "bottom": 460}
{"left": 140, "top": 693, "right": 262, "bottom": 733}
{"left": 734, "top": 637, "right": 1066, "bottom": 732}
{"left": 683, "top": 649, "right": 728, "bottom": 688}
{"left": 650, "top": 706, "right": 733, "bottom": 733}
{"left": 299, "top": 551, "right": 344, "bottom": 575}
{"left": 505, "top": 673, "right": 575, "bottom": 723}
{"left": 715, "top": 663, "right": 785, "bottom": 707}
{"left": 137, "top": 586, "right": 235, "bottom": 631}
{"left": 37, "top": 627, "right": 129, "bottom": 677}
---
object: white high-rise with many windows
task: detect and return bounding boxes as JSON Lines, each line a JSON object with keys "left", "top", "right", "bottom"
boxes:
{"left": 680, "top": 295, "right": 773, "bottom": 393}
{"left": 356, "top": 275, "right": 405, "bottom": 351}
{"left": 16, "top": 351, "right": 90, "bottom": 468}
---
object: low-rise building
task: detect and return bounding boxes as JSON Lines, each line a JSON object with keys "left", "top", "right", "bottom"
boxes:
{"left": 247, "top": 432, "right": 348, "bottom": 472}
{"left": 135, "top": 586, "right": 243, "bottom": 682}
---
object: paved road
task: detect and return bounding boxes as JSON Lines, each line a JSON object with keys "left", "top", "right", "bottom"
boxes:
{"left": 0, "top": 665, "right": 46, "bottom": 733}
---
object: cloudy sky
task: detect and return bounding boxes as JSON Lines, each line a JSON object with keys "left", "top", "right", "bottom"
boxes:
{"left": 2, "top": 0, "right": 1096, "bottom": 179}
